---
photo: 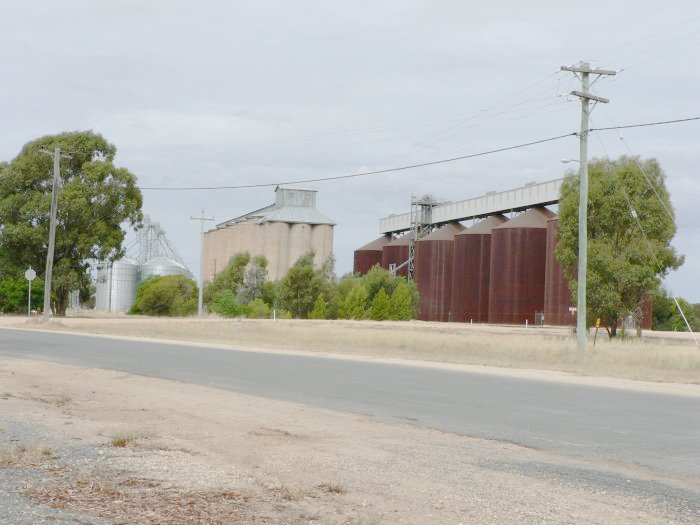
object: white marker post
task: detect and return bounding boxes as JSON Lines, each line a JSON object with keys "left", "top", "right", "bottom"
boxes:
{"left": 25, "top": 267, "right": 37, "bottom": 318}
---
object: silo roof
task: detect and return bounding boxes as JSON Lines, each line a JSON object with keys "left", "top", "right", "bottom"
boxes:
{"left": 493, "top": 207, "right": 554, "bottom": 229}
{"left": 458, "top": 214, "right": 509, "bottom": 235}
{"left": 356, "top": 235, "right": 392, "bottom": 251}
{"left": 386, "top": 232, "right": 414, "bottom": 246}
{"left": 258, "top": 206, "right": 335, "bottom": 225}
{"left": 418, "top": 222, "right": 465, "bottom": 241}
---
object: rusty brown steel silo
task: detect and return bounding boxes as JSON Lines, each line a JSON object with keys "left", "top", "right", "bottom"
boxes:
{"left": 381, "top": 233, "right": 412, "bottom": 277}
{"left": 451, "top": 215, "right": 508, "bottom": 323}
{"left": 353, "top": 235, "right": 391, "bottom": 275}
{"left": 544, "top": 217, "right": 574, "bottom": 326}
{"left": 488, "top": 207, "right": 555, "bottom": 324}
{"left": 415, "top": 222, "right": 466, "bottom": 322}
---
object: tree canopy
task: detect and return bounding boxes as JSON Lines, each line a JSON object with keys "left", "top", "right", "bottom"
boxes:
{"left": 0, "top": 131, "right": 142, "bottom": 315}
{"left": 556, "top": 156, "right": 683, "bottom": 337}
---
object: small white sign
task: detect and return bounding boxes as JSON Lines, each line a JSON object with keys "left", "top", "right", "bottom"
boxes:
{"left": 25, "top": 268, "right": 36, "bottom": 281}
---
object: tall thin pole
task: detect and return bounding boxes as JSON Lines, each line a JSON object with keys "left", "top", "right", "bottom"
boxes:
{"left": 561, "top": 62, "right": 615, "bottom": 352}
{"left": 576, "top": 67, "right": 590, "bottom": 353}
{"left": 190, "top": 211, "right": 214, "bottom": 317}
{"left": 43, "top": 147, "right": 61, "bottom": 320}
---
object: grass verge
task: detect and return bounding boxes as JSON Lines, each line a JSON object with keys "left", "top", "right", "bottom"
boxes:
{"left": 21, "top": 318, "right": 700, "bottom": 383}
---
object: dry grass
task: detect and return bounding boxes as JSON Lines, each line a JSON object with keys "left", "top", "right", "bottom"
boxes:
{"left": 318, "top": 482, "right": 346, "bottom": 494}
{"left": 29, "top": 318, "right": 700, "bottom": 383}
{"left": 109, "top": 430, "right": 140, "bottom": 447}
{"left": 0, "top": 443, "right": 55, "bottom": 467}
{"left": 26, "top": 469, "right": 249, "bottom": 524}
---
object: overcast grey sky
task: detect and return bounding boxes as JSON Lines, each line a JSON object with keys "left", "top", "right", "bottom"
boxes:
{"left": 2, "top": 1, "right": 699, "bottom": 300}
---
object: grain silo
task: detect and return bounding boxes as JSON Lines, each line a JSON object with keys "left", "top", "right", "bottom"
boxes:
{"left": 141, "top": 256, "right": 192, "bottom": 280}
{"left": 94, "top": 257, "right": 140, "bottom": 313}
{"left": 354, "top": 235, "right": 391, "bottom": 275}
{"left": 543, "top": 217, "right": 573, "bottom": 326}
{"left": 451, "top": 215, "right": 508, "bottom": 323}
{"left": 415, "top": 222, "right": 466, "bottom": 322}
{"left": 488, "top": 207, "right": 555, "bottom": 324}
{"left": 381, "top": 233, "right": 412, "bottom": 277}
{"left": 203, "top": 186, "right": 335, "bottom": 282}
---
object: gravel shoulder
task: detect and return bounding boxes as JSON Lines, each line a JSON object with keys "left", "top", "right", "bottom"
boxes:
{"left": 1, "top": 356, "right": 698, "bottom": 524}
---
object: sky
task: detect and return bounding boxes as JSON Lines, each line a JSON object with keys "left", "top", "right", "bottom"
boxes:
{"left": 1, "top": 1, "right": 699, "bottom": 300}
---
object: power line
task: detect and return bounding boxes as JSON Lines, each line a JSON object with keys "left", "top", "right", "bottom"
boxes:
{"left": 139, "top": 114, "right": 700, "bottom": 191}
{"left": 140, "top": 132, "right": 577, "bottom": 191}
{"left": 588, "top": 116, "right": 700, "bottom": 132}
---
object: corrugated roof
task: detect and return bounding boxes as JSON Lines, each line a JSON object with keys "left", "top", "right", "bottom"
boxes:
{"left": 458, "top": 214, "right": 509, "bottom": 235}
{"left": 493, "top": 207, "right": 554, "bottom": 230}
{"left": 215, "top": 203, "right": 276, "bottom": 228}
{"left": 386, "top": 232, "right": 414, "bottom": 246}
{"left": 419, "top": 222, "right": 465, "bottom": 241}
{"left": 356, "top": 235, "right": 392, "bottom": 251}
{"left": 258, "top": 206, "right": 335, "bottom": 225}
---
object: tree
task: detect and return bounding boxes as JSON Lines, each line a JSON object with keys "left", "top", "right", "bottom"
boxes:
{"left": 388, "top": 281, "right": 418, "bottom": 320}
{"left": 0, "top": 131, "right": 142, "bottom": 315}
{"left": 203, "top": 252, "right": 251, "bottom": 305}
{"left": 236, "top": 255, "right": 268, "bottom": 305}
{"left": 308, "top": 295, "right": 327, "bottom": 319}
{"left": 556, "top": 156, "right": 683, "bottom": 337}
{"left": 277, "top": 251, "right": 334, "bottom": 318}
{"left": 129, "top": 275, "right": 198, "bottom": 317}
{"left": 652, "top": 289, "right": 699, "bottom": 332}
{"left": 338, "top": 281, "right": 368, "bottom": 319}
{"left": 369, "top": 288, "right": 391, "bottom": 320}
{"left": 0, "top": 277, "right": 44, "bottom": 314}
{"left": 209, "top": 289, "right": 244, "bottom": 318}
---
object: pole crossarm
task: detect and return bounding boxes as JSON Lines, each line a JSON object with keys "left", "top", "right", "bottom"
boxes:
{"left": 570, "top": 91, "right": 609, "bottom": 103}
{"left": 560, "top": 65, "right": 617, "bottom": 76}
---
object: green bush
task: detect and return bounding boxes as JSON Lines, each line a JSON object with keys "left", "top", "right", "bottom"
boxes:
{"left": 246, "top": 298, "right": 271, "bottom": 319}
{"left": 129, "top": 275, "right": 197, "bottom": 317}
{"left": 308, "top": 295, "right": 327, "bottom": 319}
{"left": 210, "top": 289, "right": 244, "bottom": 318}
{"left": 0, "top": 277, "right": 44, "bottom": 314}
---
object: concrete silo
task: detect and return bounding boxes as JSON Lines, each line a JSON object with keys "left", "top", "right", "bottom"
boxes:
{"left": 414, "top": 222, "right": 465, "bottom": 322}
{"left": 354, "top": 235, "right": 391, "bottom": 275}
{"left": 451, "top": 215, "right": 508, "bottom": 323}
{"left": 203, "top": 186, "right": 335, "bottom": 282}
{"left": 544, "top": 217, "right": 573, "bottom": 326}
{"left": 381, "top": 233, "right": 412, "bottom": 277}
{"left": 488, "top": 207, "right": 555, "bottom": 324}
{"left": 95, "top": 257, "right": 140, "bottom": 313}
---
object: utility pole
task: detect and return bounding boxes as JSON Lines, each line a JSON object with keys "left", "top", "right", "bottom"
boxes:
{"left": 560, "top": 62, "right": 615, "bottom": 352}
{"left": 190, "top": 211, "right": 214, "bottom": 317}
{"left": 42, "top": 147, "right": 62, "bottom": 320}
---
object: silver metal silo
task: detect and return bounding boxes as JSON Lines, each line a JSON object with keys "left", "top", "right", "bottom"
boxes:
{"left": 140, "top": 256, "right": 192, "bottom": 280}
{"left": 94, "top": 258, "right": 140, "bottom": 312}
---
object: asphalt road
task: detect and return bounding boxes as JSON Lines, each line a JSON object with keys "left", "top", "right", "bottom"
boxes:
{"left": 1, "top": 327, "right": 699, "bottom": 480}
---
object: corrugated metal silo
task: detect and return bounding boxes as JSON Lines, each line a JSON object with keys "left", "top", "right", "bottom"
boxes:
{"left": 94, "top": 257, "right": 140, "bottom": 312}
{"left": 451, "top": 215, "right": 508, "bottom": 323}
{"left": 141, "top": 256, "right": 192, "bottom": 281}
{"left": 544, "top": 217, "right": 573, "bottom": 326}
{"left": 415, "top": 222, "right": 466, "bottom": 321}
{"left": 488, "top": 207, "right": 555, "bottom": 324}
{"left": 354, "top": 235, "right": 391, "bottom": 275}
{"left": 381, "top": 233, "right": 412, "bottom": 277}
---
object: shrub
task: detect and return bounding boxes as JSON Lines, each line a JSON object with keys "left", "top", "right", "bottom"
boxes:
{"left": 210, "top": 289, "right": 244, "bottom": 318}
{"left": 129, "top": 275, "right": 197, "bottom": 316}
